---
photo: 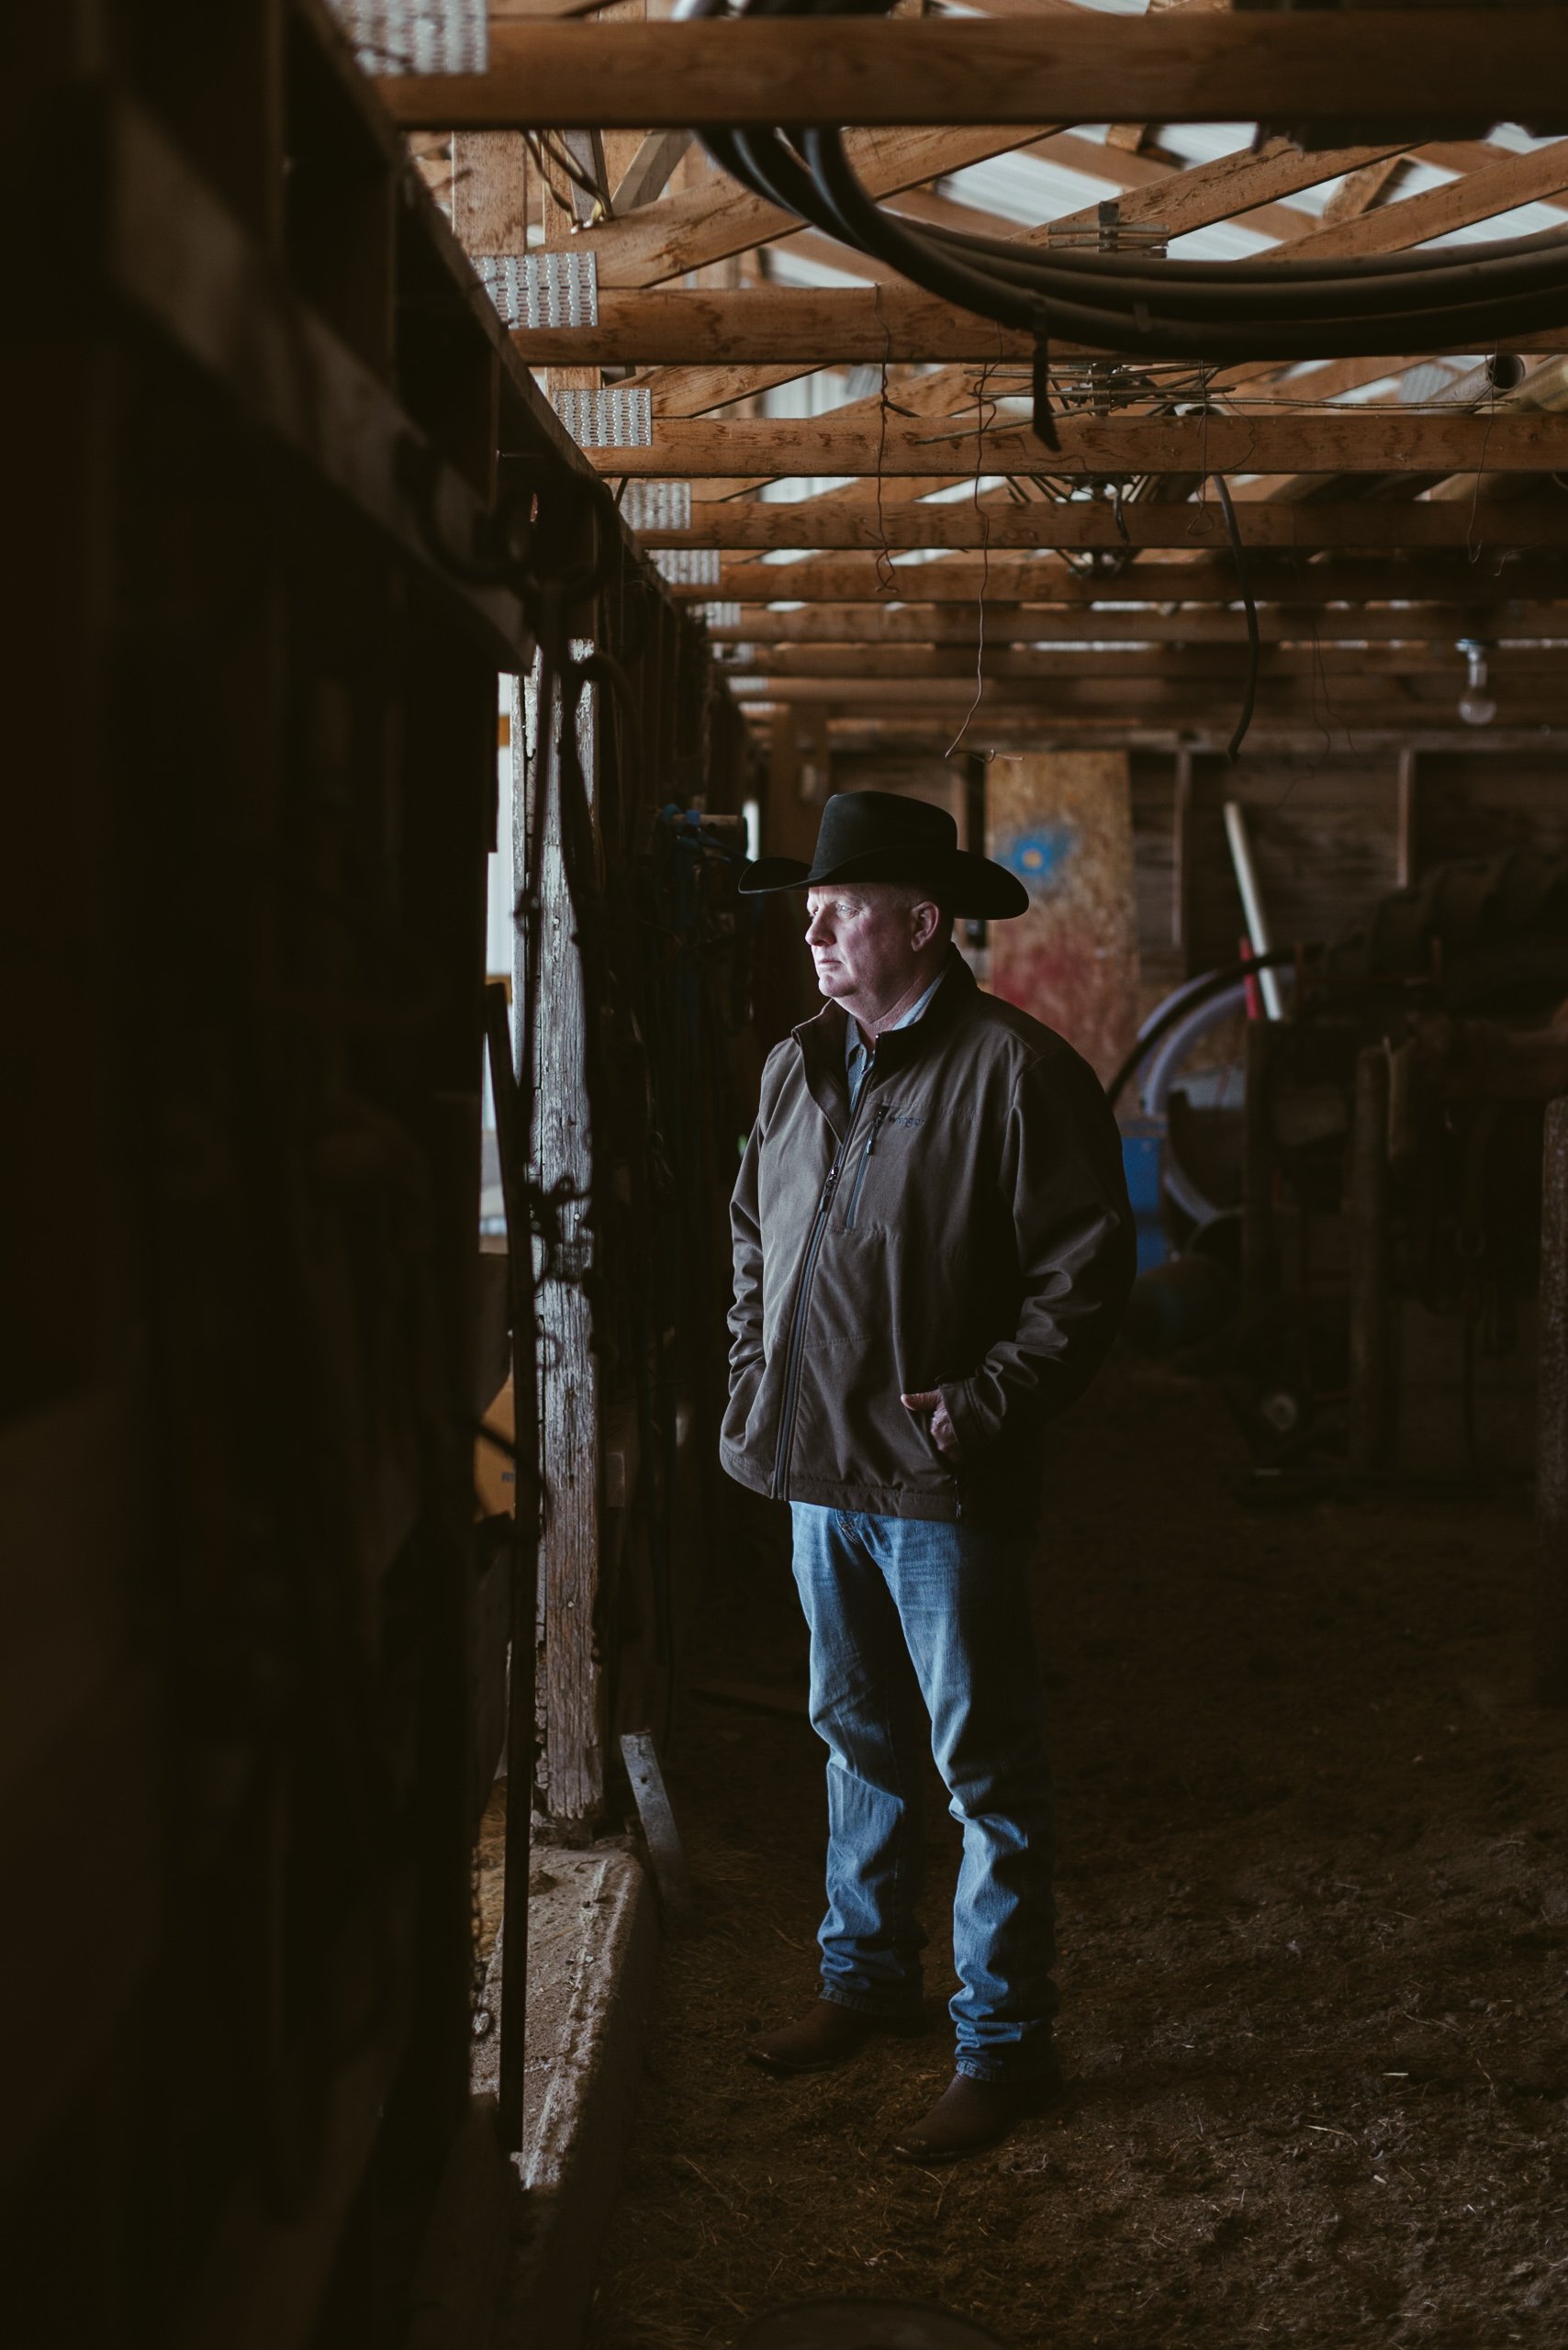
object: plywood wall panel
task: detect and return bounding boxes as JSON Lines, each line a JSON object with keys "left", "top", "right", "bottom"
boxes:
{"left": 986, "top": 750, "right": 1139, "bottom": 1088}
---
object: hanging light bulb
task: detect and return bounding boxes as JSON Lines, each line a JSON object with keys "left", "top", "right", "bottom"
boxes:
{"left": 1457, "top": 637, "right": 1497, "bottom": 728}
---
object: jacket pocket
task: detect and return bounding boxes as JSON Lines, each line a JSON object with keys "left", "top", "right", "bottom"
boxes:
{"left": 843, "top": 1103, "right": 890, "bottom": 1230}
{"left": 722, "top": 1356, "right": 766, "bottom": 1450}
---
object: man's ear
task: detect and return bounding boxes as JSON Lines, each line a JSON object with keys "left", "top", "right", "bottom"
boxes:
{"left": 911, "top": 898, "right": 943, "bottom": 952}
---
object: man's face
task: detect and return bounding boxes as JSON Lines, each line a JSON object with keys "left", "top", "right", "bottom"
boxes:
{"left": 804, "top": 884, "right": 935, "bottom": 1014}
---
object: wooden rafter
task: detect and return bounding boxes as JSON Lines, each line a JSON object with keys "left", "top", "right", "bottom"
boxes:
{"left": 732, "top": 678, "right": 1568, "bottom": 727}
{"left": 517, "top": 287, "right": 1568, "bottom": 371}
{"left": 593, "top": 411, "right": 1568, "bottom": 478}
{"left": 535, "top": 123, "right": 1062, "bottom": 288}
{"left": 687, "top": 554, "right": 1568, "bottom": 605}
{"left": 716, "top": 643, "right": 1567, "bottom": 682}
{"left": 423, "top": 6, "right": 1568, "bottom": 744}
{"left": 379, "top": 16, "right": 1568, "bottom": 130}
{"left": 706, "top": 601, "right": 1568, "bottom": 646}
{"left": 637, "top": 500, "right": 1568, "bottom": 550}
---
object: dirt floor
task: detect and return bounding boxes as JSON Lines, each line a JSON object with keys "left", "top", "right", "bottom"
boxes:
{"left": 583, "top": 1367, "right": 1568, "bottom": 2350}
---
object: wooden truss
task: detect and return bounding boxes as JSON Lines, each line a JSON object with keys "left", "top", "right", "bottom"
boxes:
{"left": 393, "top": 2, "right": 1568, "bottom": 745}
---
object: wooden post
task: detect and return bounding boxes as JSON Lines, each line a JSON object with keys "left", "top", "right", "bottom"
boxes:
{"left": 960, "top": 750, "right": 988, "bottom": 952}
{"left": 452, "top": 131, "right": 531, "bottom": 254}
{"left": 1242, "top": 1018, "right": 1276, "bottom": 1313}
{"left": 1537, "top": 1097, "right": 1568, "bottom": 1704}
{"left": 1396, "top": 747, "right": 1420, "bottom": 890}
{"left": 1172, "top": 745, "right": 1193, "bottom": 970}
{"left": 1349, "top": 1045, "right": 1395, "bottom": 1479}
{"left": 530, "top": 660, "right": 606, "bottom": 1828}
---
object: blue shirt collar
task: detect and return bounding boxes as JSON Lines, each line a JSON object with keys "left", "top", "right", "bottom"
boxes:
{"left": 845, "top": 961, "right": 948, "bottom": 1082}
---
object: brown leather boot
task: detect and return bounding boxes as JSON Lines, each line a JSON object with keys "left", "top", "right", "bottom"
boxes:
{"left": 746, "top": 1999, "right": 926, "bottom": 2076}
{"left": 889, "top": 2063, "right": 1064, "bottom": 2162}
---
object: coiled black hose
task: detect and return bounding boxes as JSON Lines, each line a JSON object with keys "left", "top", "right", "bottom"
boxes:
{"left": 679, "top": 0, "right": 1568, "bottom": 363}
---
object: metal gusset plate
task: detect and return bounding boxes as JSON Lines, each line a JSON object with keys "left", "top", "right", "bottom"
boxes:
{"left": 476, "top": 250, "right": 599, "bottom": 331}
{"left": 620, "top": 479, "right": 692, "bottom": 532}
{"left": 554, "top": 385, "right": 654, "bottom": 448}
{"left": 651, "top": 548, "right": 722, "bottom": 588}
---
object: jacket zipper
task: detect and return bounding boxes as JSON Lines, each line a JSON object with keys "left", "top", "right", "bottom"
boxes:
{"left": 844, "top": 1102, "right": 890, "bottom": 1231}
{"left": 771, "top": 1053, "right": 876, "bottom": 1498}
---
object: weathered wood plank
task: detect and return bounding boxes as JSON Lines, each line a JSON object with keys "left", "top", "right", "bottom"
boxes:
{"left": 689, "top": 554, "right": 1568, "bottom": 604}
{"left": 644, "top": 500, "right": 1568, "bottom": 551}
{"left": 599, "top": 412, "right": 1568, "bottom": 480}
{"left": 379, "top": 16, "right": 1568, "bottom": 130}
{"left": 531, "top": 122, "right": 1061, "bottom": 289}
{"left": 707, "top": 599, "right": 1568, "bottom": 646}
{"left": 531, "top": 666, "right": 605, "bottom": 1829}
{"left": 730, "top": 672, "right": 1568, "bottom": 718}
{"left": 1280, "top": 136, "right": 1568, "bottom": 262}
{"left": 719, "top": 642, "right": 1568, "bottom": 682}
{"left": 521, "top": 287, "right": 1568, "bottom": 370}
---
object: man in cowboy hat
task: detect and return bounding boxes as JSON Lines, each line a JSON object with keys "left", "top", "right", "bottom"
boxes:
{"left": 722, "top": 789, "right": 1135, "bottom": 2162}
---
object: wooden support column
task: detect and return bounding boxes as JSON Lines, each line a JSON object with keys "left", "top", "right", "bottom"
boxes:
{"left": 1242, "top": 1019, "right": 1276, "bottom": 1311}
{"left": 1349, "top": 1046, "right": 1396, "bottom": 1479}
{"left": 1538, "top": 1096, "right": 1568, "bottom": 1704}
{"left": 1172, "top": 747, "right": 1194, "bottom": 971}
{"left": 1396, "top": 747, "right": 1421, "bottom": 889}
{"left": 766, "top": 702, "right": 833, "bottom": 866}
{"left": 451, "top": 129, "right": 531, "bottom": 253}
{"left": 530, "top": 661, "right": 606, "bottom": 1828}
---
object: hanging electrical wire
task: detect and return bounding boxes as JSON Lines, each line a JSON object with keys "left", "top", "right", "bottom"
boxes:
{"left": 1210, "top": 472, "right": 1260, "bottom": 760}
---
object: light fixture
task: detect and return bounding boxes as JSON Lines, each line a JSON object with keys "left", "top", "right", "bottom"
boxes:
{"left": 1457, "top": 638, "right": 1497, "bottom": 729}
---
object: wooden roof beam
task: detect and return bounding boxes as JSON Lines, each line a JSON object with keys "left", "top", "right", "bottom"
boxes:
{"left": 521, "top": 287, "right": 1568, "bottom": 371}
{"left": 691, "top": 554, "right": 1568, "bottom": 604}
{"left": 600, "top": 412, "right": 1568, "bottom": 479}
{"left": 708, "top": 600, "right": 1568, "bottom": 646}
{"left": 639, "top": 498, "right": 1568, "bottom": 550}
{"left": 524, "top": 133, "right": 1568, "bottom": 417}
{"left": 729, "top": 675, "right": 1568, "bottom": 721}
{"left": 715, "top": 643, "right": 1567, "bottom": 682}
{"left": 380, "top": 15, "right": 1568, "bottom": 130}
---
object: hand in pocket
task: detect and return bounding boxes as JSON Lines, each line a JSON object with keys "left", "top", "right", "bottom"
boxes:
{"left": 900, "top": 1388, "right": 963, "bottom": 1462}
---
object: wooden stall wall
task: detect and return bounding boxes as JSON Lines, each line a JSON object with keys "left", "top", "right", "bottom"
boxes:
{"left": 4, "top": 9, "right": 754, "bottom": 2346}
{"left": 1127, "top": 745, "right": 1568, "bottom": 1009}
{"left": 1408, "top": 752, "right": 1568, "bottom": 871}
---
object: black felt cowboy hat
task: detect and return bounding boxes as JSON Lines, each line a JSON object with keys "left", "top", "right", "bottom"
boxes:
{"left": 738, "top": 789, "right": 1028, "bottom": 920}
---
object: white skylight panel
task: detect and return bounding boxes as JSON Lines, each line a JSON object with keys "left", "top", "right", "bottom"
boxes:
{"left": 1482, "top": 124, "right": 1562, "bottom": 155}
{"left": 921, "top": 477, "right": 1008, "bottom": 504}
{"left": 1431, "top": 199, "right": 1568, "bottom": 246}
{"left": 942, "top": 152, "right": 1114, "bottom": 228}
{"left": 765, "top": 244, "right": 875, "bottom": 291}
{"left": 759, "top": 478, "right": 858, "bottom": 504}
{"left": 1169, "top": 220, "right": 1279, "bottom": 261}
{"left": 1153, "top": 124, "right": 1257, "bottom": 170}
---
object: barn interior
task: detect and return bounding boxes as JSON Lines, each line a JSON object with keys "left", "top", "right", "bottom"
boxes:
{"left": 8, "top": 4, "right": 1568, "bottom": 2347}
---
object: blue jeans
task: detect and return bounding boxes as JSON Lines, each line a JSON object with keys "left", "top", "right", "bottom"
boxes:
{"left": 790, "top": 1504, "right": 1058, "bottom": 2083}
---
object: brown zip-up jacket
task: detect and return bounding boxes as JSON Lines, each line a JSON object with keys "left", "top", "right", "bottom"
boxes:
{"left": 722, "top": 952, "right": 1136, "bottom": 1525}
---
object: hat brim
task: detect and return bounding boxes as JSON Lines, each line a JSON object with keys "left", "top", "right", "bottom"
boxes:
{"left": 738, "top": 845, "right": 1028, "bottom": 921}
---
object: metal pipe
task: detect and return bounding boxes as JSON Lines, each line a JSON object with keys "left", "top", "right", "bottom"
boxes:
{"left": 1223, "top": 800, "right": 1286, "bottom": 1021}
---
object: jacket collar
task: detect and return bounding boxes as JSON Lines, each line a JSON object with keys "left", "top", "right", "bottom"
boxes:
{"left": 793, "top": 949, "right": 977, "bottom": 1130}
